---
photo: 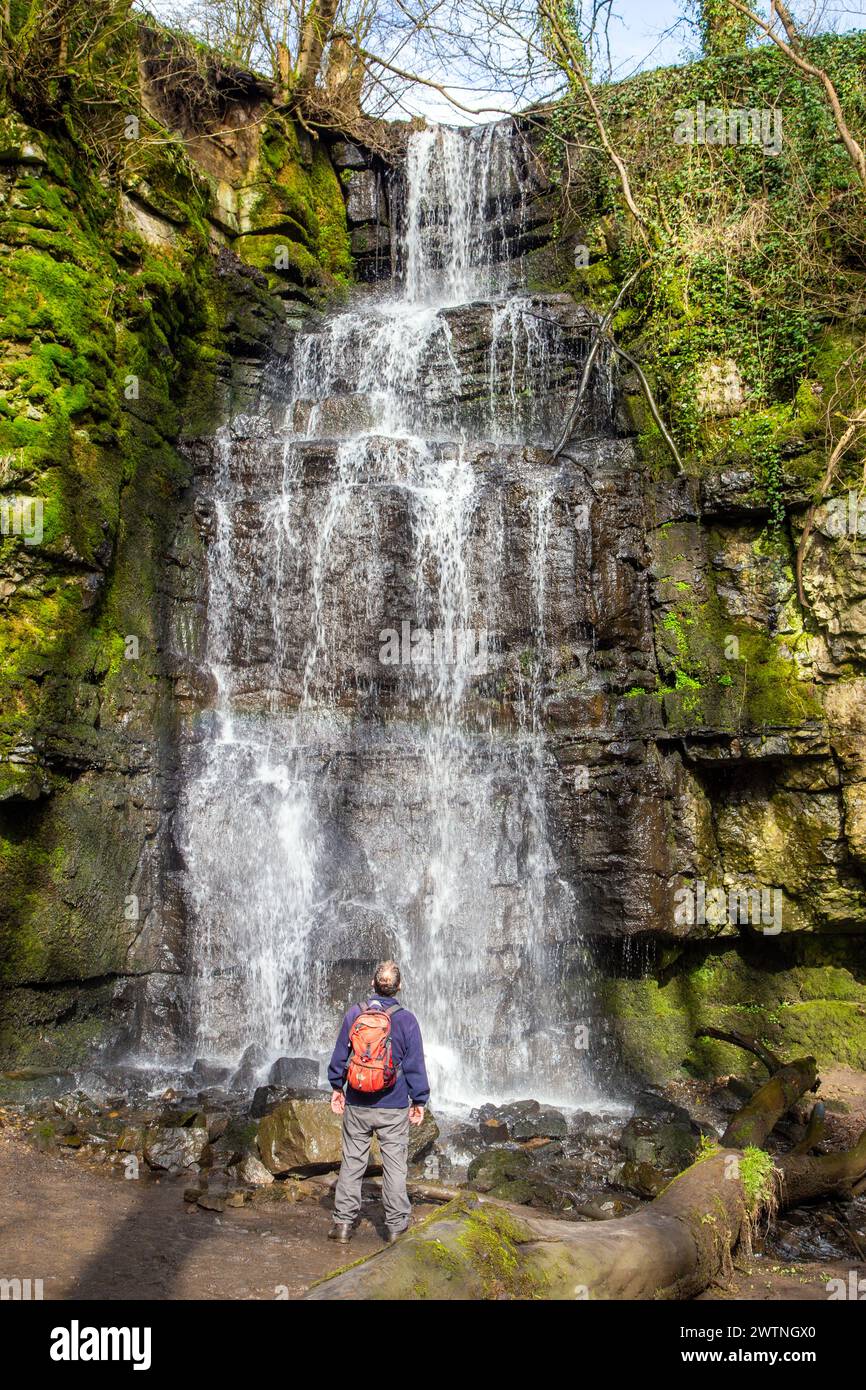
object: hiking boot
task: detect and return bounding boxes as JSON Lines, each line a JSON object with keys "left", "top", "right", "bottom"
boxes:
{"left": 328, "top": 1221, "right": 354, "bottom": 1243}
{"left": 384, "top": 1226, "right": 407, "bottom": 1244}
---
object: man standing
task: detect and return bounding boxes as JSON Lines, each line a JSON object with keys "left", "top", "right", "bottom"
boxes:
{"left": 328, "top": 960, "right": 430, "bottom": 1244}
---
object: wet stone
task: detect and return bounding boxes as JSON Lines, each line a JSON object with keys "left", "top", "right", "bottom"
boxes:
{"left": 250, "top": 1085, "right": 293, "bottom": 1118}
{"left": 191, "top": 1059, "right": 232, "bottom": 1088}
{"left": 144, "top": 1126, "right": 209, "bottom": 1172}
{"left": 619, "top": 1114, "right": 701, "bottom": 1172}
{"left": 267, "top": 1057, "right": 319, "bottom": 1088}
{"left": 479, "top": 1117, "right": 509, "bottom": 1143}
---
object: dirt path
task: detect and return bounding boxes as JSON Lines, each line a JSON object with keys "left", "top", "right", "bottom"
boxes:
{"left": 2, "top": 1124, "right": 863, "bottom": 1302}
{"left": 0, "top": 1128, "right": 432, "bottom": 1300}
{"left": 698, "top": 1261, "right": 866, "bottom": 1300}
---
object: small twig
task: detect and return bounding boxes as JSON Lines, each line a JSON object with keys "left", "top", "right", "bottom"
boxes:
{"left": 547, "top": 264, "right": 644, "bottom": 464}
{"left": 610, "top": 343, "right": 684, "bottom": 471}
{"left": 695, "top": 1026, "right": 784, "bottom": 1074}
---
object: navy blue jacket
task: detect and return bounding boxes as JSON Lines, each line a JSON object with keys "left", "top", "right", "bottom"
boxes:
{"left": 328, "top": 994, "right": 430, "bottom": 1109}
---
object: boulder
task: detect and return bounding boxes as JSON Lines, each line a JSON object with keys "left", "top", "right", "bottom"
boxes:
{"left": 619, "top": 1114, "right": 700, "bottom": 1173}
{"left": 509, "top": 1106, "right": 567, "bottom": 1141}
{"left": 344, "top": 169, "right": 385, "bottom": 226}
{"left": 498, "top": 1099, "right": 540, "bottom": 1123}
{"left": 267, "top": 1056, "right": 319, "bottom": 1089}
{"left": 465, "top": 1148, "right": 566, "bottom": 1207}
{"left": 115, "top": 1126, "right": 145, "bottom": 1153}
{"left": 477, "top": 1099, "right": 567, "bottom": 1142}
{"left": 614, "top": 1159, "right": 670, "bottom": 1198}
{"left": 232, "top": 1153, "right": 275, "bottom": 1186}
{"left": 205, "top": 1114, "right": 260, "bottom": 1167}
{"left": 471, "top": 1103, "right": 498, "bottom": 1123}
{"left": 158, "top": 1106, "right": 207, "bottom": 1129}
{"left": 407, "top": 1109, "right": 439, "bottom": 1163}
{"left": 448, "top": 1122, "right": 486, "bottom": 1160}
{"left": 191, "top": 1059, "right": 232, "bottom": 1088}
{"left": 257, "top": 1098, "right": 347, "bottom": 1174}
{"left": 466, "top": 1147, "right": 531, "bottom": 1193}
{"left": 206, "top": 1112, "right": 230, "bottom": 1142}
{"left": 229, "top": 1043, "right": 268, "bottom": 1093}
{"left": 329, "top": 139, "right": 369, "bottom": 170}
{"left": 479, "top": 1117, "right": 509, "bottom": 1144}
{"left": 144, "top": 1126, "right": 209, "bottom": 1171}
{"left": 251, "top": 1084, "right": 293, "bottom": 1118}
{"left": 257, "top": 1097, "right": 440, "bottom": 1175}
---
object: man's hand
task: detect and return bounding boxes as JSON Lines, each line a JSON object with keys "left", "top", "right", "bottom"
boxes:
{"left": 408, "top": 1104, "right": 425, "bottom": 1126}
{"left": 331, "top": 1090, "right": 346, "bottom": 1115}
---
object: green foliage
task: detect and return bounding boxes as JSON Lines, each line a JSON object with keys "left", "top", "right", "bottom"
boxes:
{"left": 739, "top": 1145, "right": 777, "bottom": 1214}
{"left": 698, "top": 0, "right": 755, "bottom": 58}
{"left": 541, "top": 35, "right": 866, "bottom": 472}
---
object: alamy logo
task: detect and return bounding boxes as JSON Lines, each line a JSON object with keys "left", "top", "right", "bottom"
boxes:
{"left": 819, "top": 491, "right": 866, "bottom": 539}
{"left": 0, "top": 495, "right": 43, "bottom": 545}
{"left": 826, "top": 1270, "right": 866, "bottom": 1299}
{"left": 674, "top": 880, "right": 782, "bottom": 934}
{"left": 379, "top": 620, "right": 489, "bottom": 672}
{"left": 0, "top": 1276, "right": 43, "bottom": 1299}
{"left": 50, "top": 1321, "right": 152, "bottom": 1371}
{"left": 674, "top": 101, "right": 783, "bottom": 157}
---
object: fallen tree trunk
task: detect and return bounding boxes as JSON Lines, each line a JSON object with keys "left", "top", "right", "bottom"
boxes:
{"left": 778, "top": 1129, "right": 866, "bottom": 1206}
{"left": 306, "top": 1151, "right": 752, "bottom": 1300}
{"left": 306, "top": 1039, "right": 861, "bottom": 1301}
{"left": 720, "top": 1056, "right": 817, "bottom": 1148}
{"left": 306, "top": 1131, "right": 866, "bottom": 1300}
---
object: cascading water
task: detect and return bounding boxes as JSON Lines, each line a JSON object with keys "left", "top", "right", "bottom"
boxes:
{"left": 174, "top": 122, "right": 608, "bottom": 1108}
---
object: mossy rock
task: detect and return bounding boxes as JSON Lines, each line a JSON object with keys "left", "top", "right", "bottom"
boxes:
{"left": 603, "top": 937, "right": 866, "bottom": 1082}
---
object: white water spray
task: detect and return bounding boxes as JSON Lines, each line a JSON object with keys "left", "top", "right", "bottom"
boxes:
{"left": 175, "top": 124, "right": 603, "bottom": 1107}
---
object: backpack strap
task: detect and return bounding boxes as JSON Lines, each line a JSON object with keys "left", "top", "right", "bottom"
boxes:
{"left": 361, "top": 999, "right": 402, "bottom": 1015}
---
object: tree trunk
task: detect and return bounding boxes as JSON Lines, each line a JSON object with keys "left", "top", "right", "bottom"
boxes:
{"left": 305, "top": 1044, "right": 864, "bottom": 1301}
{"left": 276, "top": 40, "right": 291, "bottom": 106}
{"left": 306, "top": 1131, "right": 866, "bottom": 1301}
{"left": 306, "top": 1152, "right": 753, "bottom": 1299}
{"left": 720, "top": 1057, "right": 817, "bottom": 1148}
{"left": 294, "top": 0, "right": 339, "bottom": 100}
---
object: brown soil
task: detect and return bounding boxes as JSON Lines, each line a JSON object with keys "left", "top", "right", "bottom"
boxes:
{"left": 0, "top": 1126, "right": 435, "bottom": 1300}
{"left": 3, "top": 1072, "right": 865, "bottom": 1302}
{"left": 699, "top": 1259, "right": 866, "bottom": 1300}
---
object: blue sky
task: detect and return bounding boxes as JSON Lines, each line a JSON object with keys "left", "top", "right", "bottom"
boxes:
{"left": 407, "top": 0, "right": 866, "bottom": 120}
{"left": 597, "top": 0, "right": 692, "bottom": 77}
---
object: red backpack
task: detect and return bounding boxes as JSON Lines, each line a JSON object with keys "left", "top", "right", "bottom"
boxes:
{"left": 347, "top": 1001, "right": 402, "bottom": 1093}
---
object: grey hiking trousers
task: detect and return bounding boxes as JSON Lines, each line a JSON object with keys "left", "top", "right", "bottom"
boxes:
{"left": 333, "top": 1104, "right": 412, "bottom": 1232}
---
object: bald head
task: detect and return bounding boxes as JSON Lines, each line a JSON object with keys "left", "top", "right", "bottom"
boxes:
{"left": 372, "top": 960, "right": 401, "bottom": 997}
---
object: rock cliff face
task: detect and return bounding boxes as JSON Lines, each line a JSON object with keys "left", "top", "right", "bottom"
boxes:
{"left": 2, "top": 26, "right": 865, "bottom": 1090}
{"left": 0, "top": 25, "right": 350, "bottom": 1067}
{"left": 527, "top": 36, "right": 866, "bottom": 1081}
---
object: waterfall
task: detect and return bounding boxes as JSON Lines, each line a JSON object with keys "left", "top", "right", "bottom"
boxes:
{"left": 173, "top": 123, "right": 606, "bottom": 1108}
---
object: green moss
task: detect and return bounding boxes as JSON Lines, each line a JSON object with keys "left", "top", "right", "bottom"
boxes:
{"left": 0, "top": 38, "right": 352, "bottom": 1052}
{"left": 649, "top": 525, "right": 822, "bottom": 735}
{"left": 243, "top": 113, "right": 352, "bottom": 295}
{"left": 739, "top": 1146, "right": 777, "bottom": 1215}
{"left": 456, "top": 1205, "right": 547, "bottom": 1300}
{"left": 603, "top": 936, "right": 866, "bottom": 1082}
